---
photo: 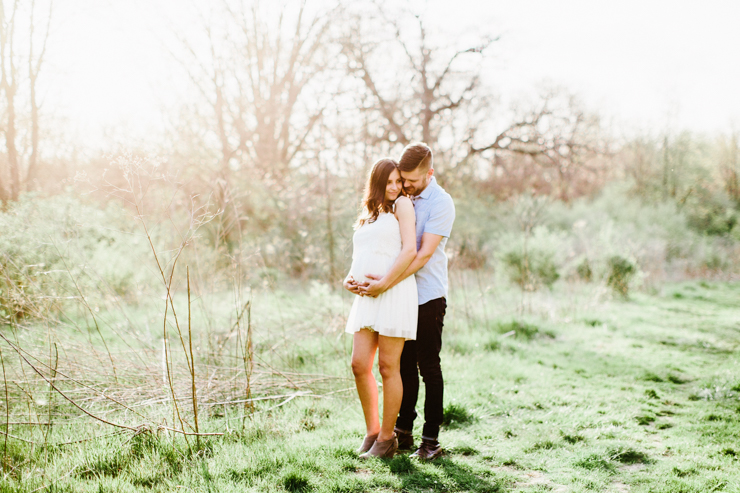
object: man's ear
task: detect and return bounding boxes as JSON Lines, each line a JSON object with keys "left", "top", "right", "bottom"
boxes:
{"left": 428, "top": 168, "right": 435, "bottom": 178}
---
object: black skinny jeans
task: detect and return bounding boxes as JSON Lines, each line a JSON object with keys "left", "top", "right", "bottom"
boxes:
{"left": 396, "top": 297, "right": 446, "bottom": 439}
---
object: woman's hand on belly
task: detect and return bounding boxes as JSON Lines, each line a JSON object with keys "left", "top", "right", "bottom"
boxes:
{"left": 343, "top": 275, "right": 367, "bottom": 295}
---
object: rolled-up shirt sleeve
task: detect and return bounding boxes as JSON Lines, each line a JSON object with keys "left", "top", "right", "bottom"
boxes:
{"left": 423, "top": 195, "right": 455, "bottom": 238}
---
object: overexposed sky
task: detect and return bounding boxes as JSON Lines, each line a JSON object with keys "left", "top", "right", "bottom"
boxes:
{"left": 43, "top": 0, "right": 740, "bottom": 149}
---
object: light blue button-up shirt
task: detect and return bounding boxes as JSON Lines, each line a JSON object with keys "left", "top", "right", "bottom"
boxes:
{"left": 410, "top": 176, "right": 455, "bottom": 305}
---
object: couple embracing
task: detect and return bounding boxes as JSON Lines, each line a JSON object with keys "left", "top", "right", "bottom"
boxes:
{"left": 343, "top": 142, "right": 455, "bottom": 460}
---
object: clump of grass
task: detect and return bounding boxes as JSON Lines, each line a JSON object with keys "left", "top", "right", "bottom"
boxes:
{"left": 389, "top": 454, "right": 414, "bottom": 473}
{"left": 450, "top": 445, "right": 479, "bottom": 456}
{"left": 721, "top": 448, "right": 737, "bottom": 458}
{"left": 496, "top": 320, "right": 542, "bottom": 340}
{"left": 672, "top": 466, "right": 697, "bottom": 477}
{"left": 442, "top": 403, "right": 476, "bottom": 428}
{"left": 484, "top": 339, "right": 501, "bottom": 351}
{"left": 642, "top": 372, "right": 664, "bottom": 383}
{"left": 132, "top": 469, "right": 165, "bottom": 488}
{"left": 573, "top": 453, "right": 615, "bottom": 472}
{"left": 226, "top": 469, "right": 253, "bottom": 484}
{"left": 645, "top": 389, "right": 660, "bottom": 399}
{"left": 282, "top": 469, "right": 312, "bottom": 493}
{"left": 609, "top": 447, "right": 650, "bottom": 464}
{"left": 668, "top": 373, "right": 690, "bottom": 384}
{"left": 635, "top": 414, "right": 655, "bottom": 426}
{"left": 525, "top": 439, "right": 559, "bottom": 452}
{"left": 77, "top": 452, "right": 127, "bottom": 479}
{"left": 501, "top": 458, "right": 522, "bottom": 468}
{"left": 560, "top": 431, "right": 586, "bottom": 444}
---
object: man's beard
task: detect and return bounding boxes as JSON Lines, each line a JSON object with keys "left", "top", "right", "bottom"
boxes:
{"left": 406, "top": 178, "right": 428, "bottom": 196}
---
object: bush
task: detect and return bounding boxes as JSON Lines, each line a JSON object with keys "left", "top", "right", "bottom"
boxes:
{"left": 606, "top": 256, "right": 636, "bottom": 297}
{"left": 451, "top": 235, "right": 488, "bottom": 270}
{"left": 576, "top": 258, "right": 593, "bottom": 282}
{"left": 0, "top": 194, "right": 153, "bottom": 322}
{"left": 502, "top": 249, "right": 559, "bottom": 291}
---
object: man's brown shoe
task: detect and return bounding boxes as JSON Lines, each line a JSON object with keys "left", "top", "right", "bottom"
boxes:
{"left": 394, "top": 427, "right": 414, "bottom": 451}
{"left": 410, "top": 437, "right": 443, "bottom": 461}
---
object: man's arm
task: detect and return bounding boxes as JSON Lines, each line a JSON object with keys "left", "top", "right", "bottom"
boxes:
{"left": 389, "top": 232, "right": 443, "bottom": 287}
{"left": 361, "top": 232, "right": 443, "bottom": 296}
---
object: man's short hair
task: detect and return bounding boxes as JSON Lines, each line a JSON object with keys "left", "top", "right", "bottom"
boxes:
{"left": 399, "top": 142, "right": 433, "bottom": 172}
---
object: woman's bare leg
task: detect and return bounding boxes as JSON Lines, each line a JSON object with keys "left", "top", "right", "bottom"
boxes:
{"left": 377, "top": 335, "right": 406, "bottom": 441}
{"left": 352, "top": 329, "right": 380, "bottom": 436}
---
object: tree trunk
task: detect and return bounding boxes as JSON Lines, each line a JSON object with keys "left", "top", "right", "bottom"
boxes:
{"left": 0, "top": 177, "right": 8, "bottom": 205}
{"left": 26, "top": 72, "right": 39, "bottom": 191}
{"left": 324, "top": 164, "right": 335, "bottom": 282}
{"left": 6, "top": 84, "right": 19, "bottom": 201}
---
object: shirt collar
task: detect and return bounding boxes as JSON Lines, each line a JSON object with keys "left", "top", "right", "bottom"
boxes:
{"left": 413, "top": 176, "right": 436, "bottom": 201}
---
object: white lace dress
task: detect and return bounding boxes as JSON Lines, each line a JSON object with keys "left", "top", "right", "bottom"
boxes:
{"left": 345, "top": 211, "right": 418, "bottom": 340}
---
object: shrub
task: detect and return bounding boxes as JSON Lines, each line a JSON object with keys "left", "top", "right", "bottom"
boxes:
{"left": 606, "top": 256, "right": 636, "bottom": 297}
{"left": 452, "top": 235, "right": 488, "bottom": 270}
{"left": 502, "top": 249, "right": 559, "bottom": 291}
{"left": 576, "top": 258, "right": 593, "bottom": 282}
{"left": 0, "top": 195, "right": 154, "bottom": 322}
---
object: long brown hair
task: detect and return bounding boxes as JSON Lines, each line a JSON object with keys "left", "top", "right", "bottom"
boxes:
{"left": 355, "top": 158, "right": 399, "bottom": 228}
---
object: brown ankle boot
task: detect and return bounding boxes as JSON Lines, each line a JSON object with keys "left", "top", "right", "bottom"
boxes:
{"left": 410, "top": 437, "right": 443, "bottom": 461}
{"left": 359, "top": 433, "right": 398, "bottom": 459}
{"left": 356, "top": 433, "right": 379, "bottom": 454}
{"left": 394, "top": 427, "right": 414, "bottom": 450}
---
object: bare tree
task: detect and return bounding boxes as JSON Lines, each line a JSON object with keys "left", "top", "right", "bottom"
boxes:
{"left": 0, "top": 0, "right": 52, "bottom": 203}
{"left": 341, "top": 5, "right": 607, "bottom": 200}
{"left": 467, "top": 90, "right": 608, "bottom": 200}
{"left": 25, "top": 0, "right": 52, "bottom": 191}
{"left": 0, "top": 0, "right": 20, "bottom": 202}
{"left": 170, "top": 1, "right": 337, "bottom": 243}
{"left": 341, "top": 9, "right": 493, "bottom": 149}
{"left": 173, "top": 2, "right": 334, "bottom": 180}
{"left": 718, "top": 131, "right": 740, "bottom": 205}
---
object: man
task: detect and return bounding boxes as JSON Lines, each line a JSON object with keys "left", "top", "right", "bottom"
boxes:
{"left": 361, "top": 142, "right": 455, "bottom": 460}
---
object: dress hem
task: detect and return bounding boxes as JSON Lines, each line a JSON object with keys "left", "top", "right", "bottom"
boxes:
{"left": 344, "top": 326, "right": 416, "bottom": 341}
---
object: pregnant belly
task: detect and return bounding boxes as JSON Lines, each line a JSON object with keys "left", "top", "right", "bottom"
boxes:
{"left": 349, "top": 254, "right": 395, "bottom": 283}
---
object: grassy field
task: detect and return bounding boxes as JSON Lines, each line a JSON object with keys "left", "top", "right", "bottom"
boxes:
{"left": 2, "top": 278, "right": 740, "bottom": 492}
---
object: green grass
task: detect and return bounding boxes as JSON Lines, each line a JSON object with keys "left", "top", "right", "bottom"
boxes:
{"left": 2, "top": 279, "right": 740, "bottom": 491}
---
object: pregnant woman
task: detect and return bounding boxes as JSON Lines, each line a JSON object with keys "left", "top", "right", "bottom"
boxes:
{"left": 344, "top": 158, "right": 418, "bottom": 459}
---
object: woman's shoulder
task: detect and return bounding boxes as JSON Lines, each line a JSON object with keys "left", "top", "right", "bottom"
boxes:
{"left": 393, "top": 196, "right": 415, "bottom": 220}
{"left": 394, "top": 195, "right": 413, "bottom": 209}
